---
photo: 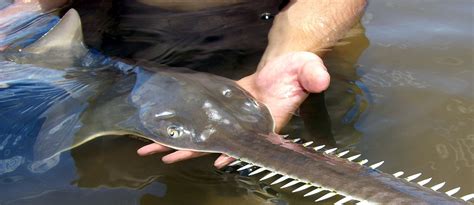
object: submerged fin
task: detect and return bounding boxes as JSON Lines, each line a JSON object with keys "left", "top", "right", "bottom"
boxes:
{"left": 32, "top": 71, "right": 138, "bottom": 164}
{"left": 1, "top": 8, "right": 146, "bottom": 173}
{"left": 0, "top": 74, "right": 68, "bottom": 174}
{"left": 0, "top": 59, "right": 133, "bottom": 173}
{"left": 23, "top": 9, "right": 86, "bottom": 54}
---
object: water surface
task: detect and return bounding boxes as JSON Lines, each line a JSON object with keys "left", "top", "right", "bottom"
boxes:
{"left": 0, "top": 0, "right": 472, "bottom": 204}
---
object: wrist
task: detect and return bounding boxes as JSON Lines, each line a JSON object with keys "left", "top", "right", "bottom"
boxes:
{"left": 259, "top": 0, "right": 367, "bottom": 69}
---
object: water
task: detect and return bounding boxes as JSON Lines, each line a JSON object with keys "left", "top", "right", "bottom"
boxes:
{"left": 344, "top": 0, "right": 473, "bottom": 196}
{"left": 0, "top": 0, "right": 472, "bottom": 204}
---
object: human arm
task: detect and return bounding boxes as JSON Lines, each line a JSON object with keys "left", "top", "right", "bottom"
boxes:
{"left": 258, "top": 0, "right": 367, "bottom": 69}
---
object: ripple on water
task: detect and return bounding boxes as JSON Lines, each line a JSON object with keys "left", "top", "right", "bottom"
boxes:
{"left": 0, "top": 155, "right": 24, "bottom": 175}
{"left": 28, "top": 154, "right": 60, "bottom": 173}
{"left": 434, "top": 56, "right": 464, "bottom": 66}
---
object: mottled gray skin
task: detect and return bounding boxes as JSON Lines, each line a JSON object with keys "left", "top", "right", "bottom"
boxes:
{"left": 1, "top": 9, "right": 469, "bottom": 204}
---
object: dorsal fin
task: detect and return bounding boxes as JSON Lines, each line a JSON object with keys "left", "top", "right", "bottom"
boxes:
{"left": 23, "top": 9, "right": 86, "bottom": 54}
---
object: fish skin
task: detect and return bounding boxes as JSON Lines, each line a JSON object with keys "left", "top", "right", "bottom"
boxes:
{"left": 0, "top": 9, "right": 471, "bottom": 204}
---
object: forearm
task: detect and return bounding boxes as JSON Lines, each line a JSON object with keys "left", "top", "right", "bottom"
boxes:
{"left": 258, "top": 0, "right": 367, "bottom": 69}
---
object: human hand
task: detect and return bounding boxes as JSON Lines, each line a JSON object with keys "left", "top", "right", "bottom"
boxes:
{"left": 137, "top": 51, "right": 330, "bottom": 168}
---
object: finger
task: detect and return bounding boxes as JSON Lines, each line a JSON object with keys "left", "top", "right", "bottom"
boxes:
{"left": 161, "top": 150, "right": 208, "bottom": 164}
{"left": 299, "top": 55, "right": 330, "bottom": 93}
{"left": 214, "top": 154, "right": 235, "bottom": 169}
{"left": 137, "top": 143, "right": 173, "bottom": 156}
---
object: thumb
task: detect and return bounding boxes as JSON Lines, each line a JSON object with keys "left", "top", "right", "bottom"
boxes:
{"left": 297, "top": 53, "right": 330, "bottom": 93}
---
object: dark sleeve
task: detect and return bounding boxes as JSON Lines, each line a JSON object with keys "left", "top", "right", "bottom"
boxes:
{"left": 279, "top": 0, "right": 290, "bottom": 10}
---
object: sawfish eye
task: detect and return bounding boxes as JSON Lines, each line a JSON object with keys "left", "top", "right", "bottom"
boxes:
{"left": 222, "top": 88, "right": 232, "bottom": 97}
{"left": 167, "top": 126, "right": 182, "bottom": 138}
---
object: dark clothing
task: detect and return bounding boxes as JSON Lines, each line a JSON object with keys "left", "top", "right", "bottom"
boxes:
{"left": 72, "top": 0, "right": 282, "bottom": 78}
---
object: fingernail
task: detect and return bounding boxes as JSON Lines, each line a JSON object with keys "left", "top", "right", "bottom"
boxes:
{"left": 161, "top": 156, "right": 173, "bottom": 164}
{"left": 137, "top": 148, "right": 146, "bottom": 155}
{"left": 214, "top": 157, "right": 224, "bottom": 166}
{"left": 214, "top": 156, "right": 229, "bottom": 168}
{"left": 215, "top": 162, "right": 225, "bottom": 169}
{"left": 137, "top": 148, "right": 153, "bottom": 156}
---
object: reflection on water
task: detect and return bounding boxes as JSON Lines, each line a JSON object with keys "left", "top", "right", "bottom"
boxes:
{"left": 347, "top": 0, "right": 473, "bottom": 196}
{"left": 0, "top": 0, "right": 472, "bottom": 204}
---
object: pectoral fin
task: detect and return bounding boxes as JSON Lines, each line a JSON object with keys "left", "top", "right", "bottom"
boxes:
{"left": 0, "top": 60, "right": 126, "bottom": 172}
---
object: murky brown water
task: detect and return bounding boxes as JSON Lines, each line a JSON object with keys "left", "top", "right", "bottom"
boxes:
{"left": 0, "top": 0, "right": 472, "bottom": 204}
{"left": 338, "top": 0, "right": 474, "bottom": 197}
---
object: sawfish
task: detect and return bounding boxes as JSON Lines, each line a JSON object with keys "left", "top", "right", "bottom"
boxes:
{"left": 0, "top": 9, "right": 473, "bottom": 204}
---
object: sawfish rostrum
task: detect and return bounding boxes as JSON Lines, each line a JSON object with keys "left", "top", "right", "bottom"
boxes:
{"left": 1, "top": 9, "right": 473, "bottom": 204}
